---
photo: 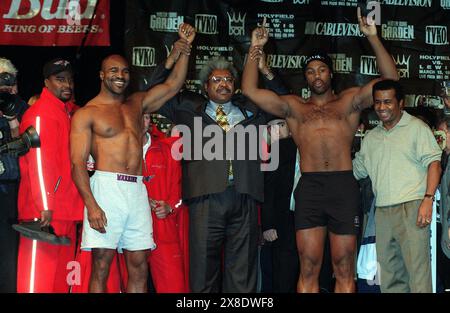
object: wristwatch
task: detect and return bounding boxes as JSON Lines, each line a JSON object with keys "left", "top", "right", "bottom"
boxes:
{"left": 424, "top": 194, "right": 435, "bottom": 201}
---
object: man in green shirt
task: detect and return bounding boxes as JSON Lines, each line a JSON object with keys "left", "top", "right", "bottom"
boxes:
{"left": 353, "top": 79, "right": 441, "bottom": 293}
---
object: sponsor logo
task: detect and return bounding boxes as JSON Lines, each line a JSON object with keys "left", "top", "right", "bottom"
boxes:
{"left": 117, "top": 174, "right": 138, "bottom": 183}
{"left": 227, "top": 12, "right": 246, "bottom": 36}
{"left": 3, "top": 0, "right": 98, "bottom": 20}
{"left": 301, "top": 88, "right": 311, "bottom": 99}
{"left": 393, "top": 54, "right": 411, "bottom": 78}
{"left": 321, "top": 0, "right": 358, "bottom": 6}
{"left": 195, "top": 14, "right": 218, "bottom": 35}
{"left": 149, "top": 12, "right": 183, "bottom": 32}
{"left": 425, "top": 26, "right": 449, "bottom": 45}
{"left": 405, "top": 95, "right": 444, "bottom": 109}
{"left": 304, "top": 22, "right": 363, "bottom": 36}
{"left": 266, "top": 54, "right": 307, "bottom": 69}
{"left": 380, "top": 0, "right": 432, "bottom": 7}
{"left": 360, "top": 56, "right": 379, "bottom": 76}
{"left": 132, "top": 47, "right": 156, "bottom": 67}
{"left": 329, "top": 54, "right": 353, "bottom": 74}
{"left": 442, "top": 0, "right": 450, "bottom": 9}
{"left": 381, "top": 21, "right": 414, "bottom": 41}
{"left": 293, "top": 0, "right": 310, "bottom": 4}
{"left": 360, "top": 54, "right": 411, "bottom": 77}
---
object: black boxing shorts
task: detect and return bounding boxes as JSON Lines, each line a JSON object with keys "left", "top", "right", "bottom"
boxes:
{"left": 294, "top": 171, "right": 361, "bottom": 235}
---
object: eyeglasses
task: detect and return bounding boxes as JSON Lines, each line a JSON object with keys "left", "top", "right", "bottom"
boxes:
{"left": 209, "top": 76, "right": 235, "bottom": 84}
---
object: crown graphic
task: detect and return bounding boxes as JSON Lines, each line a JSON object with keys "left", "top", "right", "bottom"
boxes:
{"left": 393, "top": 54, "right": 411, "bottom": 67}
{"left": 227, "top": 12, "right": 246, "bottom": 24}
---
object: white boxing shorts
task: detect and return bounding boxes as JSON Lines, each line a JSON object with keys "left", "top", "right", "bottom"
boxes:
{"left": 81, "top": 170, "right": 156, "bottom": 252}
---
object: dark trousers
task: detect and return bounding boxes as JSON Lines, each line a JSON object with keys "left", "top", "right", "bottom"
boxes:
{"left": 189, "top": 186, "right": 258, "bottom": 293}
{"left": 260, "top": 211, "right": 299, "bottom": 293}
{"left": 0, "top": 182, "right": 19, "bottom": 293}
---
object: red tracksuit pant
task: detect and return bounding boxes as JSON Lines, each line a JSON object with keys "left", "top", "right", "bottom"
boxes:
{"left": 17, "top": 221, "right": 77, "bottom": 293}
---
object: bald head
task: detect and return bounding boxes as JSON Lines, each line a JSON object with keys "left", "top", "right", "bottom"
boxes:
{"left": 101, "top": 54, "right": 128, "bottom": 72}
{"left": 100, "top": 54, "right": 130, "bottom": 95}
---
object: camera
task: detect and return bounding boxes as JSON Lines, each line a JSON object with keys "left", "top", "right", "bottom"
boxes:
{"left": 0, "top": 72, "right": 18, "bottom": 117}
{"left": 0, "top": 72, "right": 17, "bottom": 87}
{"left": 0, "top": 126, "right": 41, "bottom": 157}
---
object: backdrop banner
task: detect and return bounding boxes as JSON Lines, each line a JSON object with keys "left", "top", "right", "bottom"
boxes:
{"left": 125, "top": 0, "right": 449, "bottom": 127}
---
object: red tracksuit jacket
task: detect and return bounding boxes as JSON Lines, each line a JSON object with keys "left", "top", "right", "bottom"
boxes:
{"left": 18, "top": 87, "right": 83, "bottom": 221}
{"left": 143, "top": 127, "right": 182, "bottom": 243}
{"left": 143, "top": 126, "right": 189, "bottom": 292}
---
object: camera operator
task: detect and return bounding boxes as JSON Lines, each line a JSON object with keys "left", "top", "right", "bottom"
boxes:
{"left": 0, "top": 57, "right": 29, "bottom": 293}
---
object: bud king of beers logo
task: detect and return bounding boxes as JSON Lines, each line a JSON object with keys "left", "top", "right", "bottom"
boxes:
{"left": 0, "top": 0, "right": 110, "bottom": 46}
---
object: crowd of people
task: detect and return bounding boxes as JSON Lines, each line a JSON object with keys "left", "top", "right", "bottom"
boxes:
{"left": 0, "top": 11, "right": 449, "bottom": 293}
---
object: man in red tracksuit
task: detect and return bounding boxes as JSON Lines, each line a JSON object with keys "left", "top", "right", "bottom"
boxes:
{"left": 142, "top": 116, "right": 189, "bottom": 293}
{"left": 16, "top": 59, "right": 84, "bottom": 293}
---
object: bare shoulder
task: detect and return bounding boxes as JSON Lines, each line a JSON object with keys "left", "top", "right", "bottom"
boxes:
{"left": 127, "top": 91, "right": 145, "bottom": 103}
{"left": 283, "top": 94, "right": 305, "bottom": 117}
{"left": 72, "top": 99, "right": 99, "bottom": 124}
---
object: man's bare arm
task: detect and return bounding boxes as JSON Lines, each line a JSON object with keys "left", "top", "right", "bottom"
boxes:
{"left": 70, "top": 108, "right": 107, "bottom": 233}
{"left": 242, "top": 25, "right": 290, "bottom": 118}
{"left": 352, "top": 7, "right": 399, "bottom": 111}
{"left": 417, "top": 160, "right": 441, "bottom": 227}
{"left": 141, "top": 23, "right": 195, "bottom": 113}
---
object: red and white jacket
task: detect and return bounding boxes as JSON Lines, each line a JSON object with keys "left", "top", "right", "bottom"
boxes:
{"left": 18, "top": 87, "right": 84, "bottom": 221}
{"left": 143, "top": 125, "right": 182, "bottom": 216}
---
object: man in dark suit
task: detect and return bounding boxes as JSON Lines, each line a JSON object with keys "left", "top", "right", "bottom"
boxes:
{"left": 152, "top": 56, "right": 285, "bottom": 292}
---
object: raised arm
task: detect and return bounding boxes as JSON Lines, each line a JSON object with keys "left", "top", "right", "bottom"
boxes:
{"left": 70, "top": 108, "right": 107, "bottom": 233}
{"left": 141, "top": 23, "right": 195, "bottom": 113}
{"left": 242, "top": 22, "right": 290, "bottom": 118}
{"left": 351, "top": 7, "right": 399, "bottom": 111}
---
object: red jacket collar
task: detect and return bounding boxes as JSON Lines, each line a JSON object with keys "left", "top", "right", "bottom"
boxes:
{"left": 39, "top": 87, "right": 75, "bottom": 114}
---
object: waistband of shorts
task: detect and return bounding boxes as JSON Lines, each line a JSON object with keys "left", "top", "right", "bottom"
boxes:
{"left": 301, "top": 170, "right": 353, "bottom": 176}
{"left": 93, "top": 170, "right": 143, "bottom": 183}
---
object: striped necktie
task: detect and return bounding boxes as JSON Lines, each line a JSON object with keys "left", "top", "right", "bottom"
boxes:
{"left": 216, "top": 104, "right": 233, "bottom": 180}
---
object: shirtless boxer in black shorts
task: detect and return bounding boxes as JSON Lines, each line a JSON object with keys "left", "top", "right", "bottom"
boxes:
{"left": 242, "top": 11, "right": 398, "bottom": 292}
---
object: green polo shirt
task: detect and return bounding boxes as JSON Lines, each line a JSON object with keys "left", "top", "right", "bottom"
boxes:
{"left": 353, "top": 111, "right": 441, "bottom": 207}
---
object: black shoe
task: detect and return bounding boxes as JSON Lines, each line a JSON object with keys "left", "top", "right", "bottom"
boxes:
{"left": 12, "top": 221, "right": 71, "bottom": 246}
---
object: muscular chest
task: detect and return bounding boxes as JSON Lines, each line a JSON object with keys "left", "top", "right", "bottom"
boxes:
{"left": 301, "top": 104, "right": 344, "bottom": 125}
{"left": 93, "top": 105, "right": 141, "bottom": 138}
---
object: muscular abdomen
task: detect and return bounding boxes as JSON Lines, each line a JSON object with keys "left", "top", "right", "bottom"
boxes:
{"left": 292, "top": 120, "right": 354, "bottom": 172}
{"left": 92, "top": 128, "right": 143, "bottom": 175}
